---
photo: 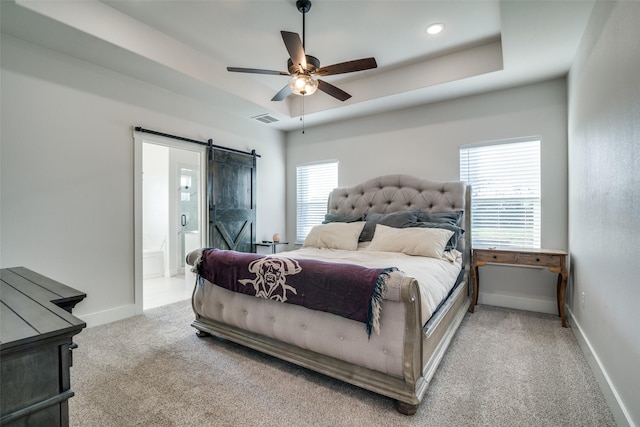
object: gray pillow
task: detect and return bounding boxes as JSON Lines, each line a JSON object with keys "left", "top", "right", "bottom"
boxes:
{"left": 323, "top": 213, "right": 363, "bottom": 224}
{"left": 360, "top": 210, "right": 418, "bottom": 242}
{"left": 417, "top": 210, "right": 464, "bottom": 227}
{"left": 409, "top": 221, "right": 465, "bottom": 251}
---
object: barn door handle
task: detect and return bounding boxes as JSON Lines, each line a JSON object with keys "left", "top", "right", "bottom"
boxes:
{"left": 181, "top": 214, "right": 187, "bottom": 227}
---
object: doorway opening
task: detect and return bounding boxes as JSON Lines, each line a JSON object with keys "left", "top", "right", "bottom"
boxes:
{"left": 138, "top": 139, "right": 205, "bottom": 310}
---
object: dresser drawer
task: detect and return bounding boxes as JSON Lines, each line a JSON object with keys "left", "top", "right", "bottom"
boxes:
{"left": 474, "top": 250, "right": 518, "bottom": 264}
{"left": 516, "top": 253, "right": 564, "bottom": 268}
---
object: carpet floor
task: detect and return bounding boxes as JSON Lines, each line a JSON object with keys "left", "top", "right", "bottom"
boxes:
{"left": 69, "top": 301, "right": 615, "bottom": 426}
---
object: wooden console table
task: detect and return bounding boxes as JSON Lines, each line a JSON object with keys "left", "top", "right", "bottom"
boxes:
{"left": 1, "top": 267, "right": 86, "bottom": 426}
{"left": 470, "top": 248, "right": 569, "bottom": 327}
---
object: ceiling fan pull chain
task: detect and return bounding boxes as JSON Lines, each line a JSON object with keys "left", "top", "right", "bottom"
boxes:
{"left": 301, "top": 97, "right": 305, "bottom": 134}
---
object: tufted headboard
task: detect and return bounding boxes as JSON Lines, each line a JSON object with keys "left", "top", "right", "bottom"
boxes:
{"left": 327, "top": 174, "right": 471, "bottom": 266}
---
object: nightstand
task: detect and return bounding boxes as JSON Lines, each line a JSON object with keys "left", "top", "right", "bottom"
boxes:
{"left": 255, "top": 242, "right": 289, "bottom": 254}
{"left": 471, "top": 248, "right": 569, "bottom": 327}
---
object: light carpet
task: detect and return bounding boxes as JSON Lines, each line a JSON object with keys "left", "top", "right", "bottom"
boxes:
{"left": 69, "top": 301, "right": 615, "bottom": 426}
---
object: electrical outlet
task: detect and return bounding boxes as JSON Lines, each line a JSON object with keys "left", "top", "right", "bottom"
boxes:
{"left": 580, "top": 291, "right": 586, "bottom": 309}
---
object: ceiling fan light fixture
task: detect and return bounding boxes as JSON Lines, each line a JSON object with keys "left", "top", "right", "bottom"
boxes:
{"left": 426, "top": 23, "right": 445, "bottom": 35}
{"left": 289, "top": 74, "right": 318, "bottom": 96}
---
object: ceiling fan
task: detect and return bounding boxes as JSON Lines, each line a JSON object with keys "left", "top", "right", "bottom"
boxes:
{"left": 227, "top": 0, "right": 377, "bottom": 102}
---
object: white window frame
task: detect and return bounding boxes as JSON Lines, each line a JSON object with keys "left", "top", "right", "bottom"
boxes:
{"left": 460, "top": 137, "right": 541, "bottom": 249}
{"left": 296, "top": 160, "right": 338, "bottom": 244}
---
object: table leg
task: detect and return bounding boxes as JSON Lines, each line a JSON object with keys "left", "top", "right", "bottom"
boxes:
{"left": 470, "top": 263, "right": 480, "bottom": 312}
{"left": 556, "top": 270, "right": 568, "bottom": 328}
{"left": 556, "top": 274, "right": 561, "bottom": 315}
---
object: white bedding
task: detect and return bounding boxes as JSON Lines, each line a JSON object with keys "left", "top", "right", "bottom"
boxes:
{"left": 276, "top": 247, "right": 463, "bottom": 325}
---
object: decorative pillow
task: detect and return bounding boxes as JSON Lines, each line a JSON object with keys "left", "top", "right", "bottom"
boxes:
{"left": 323, "top": 213, "right": 363, "bottom": 224}
{"left": 303, "top": 222, "right": 366, "bottom": 251}
{"left": 365, "top": 224, "right": 454, "bottom": 259}
{"left": 360, "top": 210, "right": 419, "bottom": 242}
{"left": 409, "top": 221, "right": 464, "bottom": 251}
{"left": 417, "top": 210, "right": 464, "bottom": 226}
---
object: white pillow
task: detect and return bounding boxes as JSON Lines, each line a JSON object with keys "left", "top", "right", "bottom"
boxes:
{"left": 365, "top": 224, "right": 454, "bottom": 259}
{"left": 302, "top": 222, "right": 366, "bottom": 251}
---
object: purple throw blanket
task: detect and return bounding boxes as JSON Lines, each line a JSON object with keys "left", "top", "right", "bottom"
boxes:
{"left": 194, "top": 249, "right": 396, "bottom": 337}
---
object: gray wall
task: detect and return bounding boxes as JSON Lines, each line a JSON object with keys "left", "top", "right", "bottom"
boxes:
{"left": 3, "top": 3, "right": 637, "bottom": 422}
{"left": 568, "top": 1, "right": 640, "bottom": 425}
{"left": 287, "top": 78, "right": 569, "bottom": 315}
{"left": 0, "top": 36, "right": 287, "bottom": 326}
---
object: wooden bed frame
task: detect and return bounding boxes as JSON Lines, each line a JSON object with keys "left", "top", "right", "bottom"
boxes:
{"left": 189, "top": 175, "right": 471, "bottom": 415}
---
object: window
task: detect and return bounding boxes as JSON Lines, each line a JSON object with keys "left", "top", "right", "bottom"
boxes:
{"left": 296, "top": 161, "right": 338, "bottom": 243}
{"left": 460, "top": 138, "right": 541, "bottom": 249}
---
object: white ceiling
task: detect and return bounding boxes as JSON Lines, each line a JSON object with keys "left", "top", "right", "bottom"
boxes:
{"left": 1, "top": 0, "right": 596, "bottom": 132}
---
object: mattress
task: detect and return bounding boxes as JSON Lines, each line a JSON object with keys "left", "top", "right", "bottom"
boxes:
{"left": 277, "top": 247, "right": 463, "bottom": 325}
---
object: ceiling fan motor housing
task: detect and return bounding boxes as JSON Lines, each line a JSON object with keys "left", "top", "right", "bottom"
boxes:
{"left": 288, "top": 55, "right": 320, "bottom": 74}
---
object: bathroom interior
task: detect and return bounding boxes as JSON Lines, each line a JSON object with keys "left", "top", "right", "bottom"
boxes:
{"left": 142, "top": 142, "right": 202, "bottom": 309}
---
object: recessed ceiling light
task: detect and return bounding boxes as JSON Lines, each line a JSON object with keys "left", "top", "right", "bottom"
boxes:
{"left": 426, "top": 23, "right": 445, "bottom": 35}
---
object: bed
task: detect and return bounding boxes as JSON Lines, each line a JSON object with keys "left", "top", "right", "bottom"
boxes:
{"left": 187, "top": 174, "right": 471, "bottom": 414}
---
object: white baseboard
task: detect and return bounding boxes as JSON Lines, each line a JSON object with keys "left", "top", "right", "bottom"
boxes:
{"left": 478, "top": 292, "right": 558, "bottom": 314}
{"left": 77, "top": 303, "right": 142, "bottom": 328}
{"left": 568, "top": 307, "right": 634, "bottom": 427}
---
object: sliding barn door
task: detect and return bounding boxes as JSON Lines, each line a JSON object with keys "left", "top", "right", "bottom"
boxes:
{"left": 208, "top": 148, "right": 256, "bottom": 253}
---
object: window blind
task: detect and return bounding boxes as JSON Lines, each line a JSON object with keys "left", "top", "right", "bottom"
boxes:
{"left": 460, "top": 139, "right": 541, "bottom": 249}
{"left": 296, "top": 161, "right": 338, "bottom": 243}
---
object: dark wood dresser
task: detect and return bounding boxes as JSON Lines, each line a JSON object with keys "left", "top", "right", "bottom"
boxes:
{"left": 1, "top": 267, "right": 86, "bottom": 426}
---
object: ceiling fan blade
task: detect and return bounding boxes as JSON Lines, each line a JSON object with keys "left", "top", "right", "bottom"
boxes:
{"left": 227, "top": 67, "right": 290, "bottom": 76}
{"left": 281, "top": 31, "right": 307, "bottom": 71}
{"left": 271, "top": 85, "right": 292, "bottom": 101}
{"left": 317, "top": 79, "right": 351, "bottom": 102}
{"left": 314, "top": 57, "right": 377, "bottom": 76}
